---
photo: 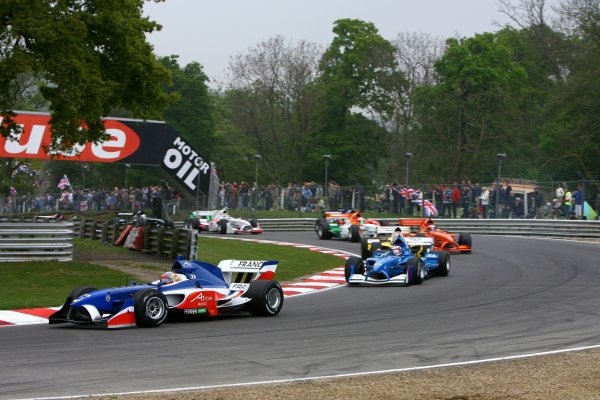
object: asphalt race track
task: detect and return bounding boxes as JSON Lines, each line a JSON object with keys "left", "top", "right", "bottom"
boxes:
{"left": 1, "top": 232, "right": 599, "bottom": 399}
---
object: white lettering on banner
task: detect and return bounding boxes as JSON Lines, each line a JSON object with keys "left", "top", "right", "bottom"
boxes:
{"left": 2, "top": 123, "right": 128, "bottom": 160}
{"left": 4, "top": 124, "right": 45, "bottom": 155}
{"left": 92, "top": 128, "right": 126, "bottom": 158}
{"left": 163, "top": 137, "right": 210, "bottom": 191}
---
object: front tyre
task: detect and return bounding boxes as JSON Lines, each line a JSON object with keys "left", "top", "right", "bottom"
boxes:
{"left": 133, "top": 289, "right": 169, "bottom": 327}
{"left": 344, "top": 256, "right": 365, "bottom": 284}
{"left": 407, "top": 258, "right": 424, "bottom": 285}
{"left": 246, "top": 280, "right": 284, "bottom": 316}
{"left": 457, "top": 233, "right": 472, "bottom": 252}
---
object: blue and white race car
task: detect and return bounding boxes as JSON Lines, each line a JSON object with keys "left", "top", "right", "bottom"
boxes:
{"left": 49, "top": 256, "right": 283, "bottom": 328}
{"left": 344, "top": 235, "right": 450, "bottom": 285}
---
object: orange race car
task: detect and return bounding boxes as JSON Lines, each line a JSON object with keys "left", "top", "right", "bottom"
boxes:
{"left": 399, "top": 218, "right": 472, "bottom": 254}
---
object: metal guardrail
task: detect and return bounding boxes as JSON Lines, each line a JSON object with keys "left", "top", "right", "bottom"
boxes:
{"left": 256, "top": 218, "right": 600, "bottom": 240}
{"left": 0, "top": 222, "right": 74, "bottom": 262}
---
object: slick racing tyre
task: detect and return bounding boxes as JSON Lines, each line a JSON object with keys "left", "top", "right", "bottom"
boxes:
{"left": 435, "top": 251, "right": 450, "bottom": 276}
{"left": 360, "top": 237, "right": 370, "bottom": 259}
{"left": 49, "top": 286, "right": 99, "bottom": 325}
{"left": 218, "top": 219, "right": 228, "bottom": 234}
{"left": 246, "top": 280, "right": 284, "bottom": 316}
{"left": 407, "top": 258, "right": 424, "bottom": 285}
{"left": 457, "top": 232, "right": 472, "bottom": 252}
{"left": 344, "top": 256, "right": 365, "bottom": 285}
{"left": 349, "top": 224, "right": 361, "bottom": 242}
{"left": 69, "top": 286, "right": 97, "bottom": 301}
{"left": 315, "top": 218, "right": 332, "bottom": 239}
{"left": 133, "top": 289, "right": 169, "bottom": 327}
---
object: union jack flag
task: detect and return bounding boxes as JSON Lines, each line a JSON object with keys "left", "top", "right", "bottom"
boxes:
{"left": 57, "top": 175, "right": 71, "bottom": 190}
{"left": 423, "top": 199, "right": 439, "bottom": 217}
{"left": 399, "top": 187, "right": 414, "bottom": 198}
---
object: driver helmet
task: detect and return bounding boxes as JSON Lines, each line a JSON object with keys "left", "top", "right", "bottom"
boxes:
{"left": 160, "top": 271, "right": 181, "bottom": 285}
{"left": 428, "top": 224, "right": 436, "bottom": 231}
{"left": 392, "top": 245, "right": 402, "bottom": 256}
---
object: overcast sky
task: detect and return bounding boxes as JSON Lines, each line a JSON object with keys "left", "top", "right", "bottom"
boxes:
{"left": 143, "top": 0, "right": 511, "bottom": 85}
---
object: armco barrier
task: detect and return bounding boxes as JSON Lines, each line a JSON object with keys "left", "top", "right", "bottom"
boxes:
{"left": 256, "top": 218, "right": 600, "bottom": 240}
{"left": 0, "top": 222, "right": 74, "bottom": 262}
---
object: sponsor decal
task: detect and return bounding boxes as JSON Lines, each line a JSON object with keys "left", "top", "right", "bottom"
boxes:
{"left": 162, "top": 136, "right": 210, "bottom": 192}
{"left": 189, "top": 292, "right": 214, "bottom": 304}
{"left": 230, "top": 283, "right": 249, "bottom": 291}
{"left": 3, "top": 112, "right": 213, "bottom": 196}
{"left": 184, "top": 308, "right": 207, "bottom": 315}
{"left": 233, "top": 260, "right": 264, "bottom": 270}
{"left": 0, "top": 114, "right": 140, "bottom": 161}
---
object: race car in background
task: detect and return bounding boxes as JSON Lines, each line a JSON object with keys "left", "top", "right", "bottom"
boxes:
{"left": 399, "top": 218, "right": 472, "bottom": 253}
{"left": 345, "top": 235, "right": 450, "bottom": 285}
{"left": 184, "top": 208, "right": 263, "bottom": 234}
{"left": 49, "top": 256, "right": 283, "bottom": 328}
{"left": 314, "top": 210, "right": 382, "bottom": 242}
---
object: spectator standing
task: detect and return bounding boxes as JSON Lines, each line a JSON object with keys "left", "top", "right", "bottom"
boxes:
{"left": 555, "top": 184, "right": 564, "bottom": 205}
{"left": 451, "top": 184, "right": 461, "bottom": 218}
{"left": 479, "top": 187, "right": 490, "bottom": 218}
{"left": 573, "top": 184, "right": 584, "bottom": 219}
{"left": 433, "top": 185, "right": 443, "bottom": 217}
{"left": 392, "top": 183, "right": 401, "bottom": 214}
{"left": 531, "top": 187, "right": 544, "bottom": 219}
{"left": 503, "top": 179, "right": 512, "bottom": 218}
{"left": 563, "top": 185, "right": 572, "bottom": 218}
{"left": 442, "top": 185, "right": 453, "bottom": 217}
{"left": 461, "top": 181, "right": 472, "bottom": 218}
{"left": 514, "top": 196, "right": 524, "bottom": 218}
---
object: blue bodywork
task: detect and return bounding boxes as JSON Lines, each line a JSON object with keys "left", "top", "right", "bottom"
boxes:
{"left": 346, "top": 235, "right": 448, "bottom": 284}
{"left": 49, "top": 257, "right": 233, "bottom": 325}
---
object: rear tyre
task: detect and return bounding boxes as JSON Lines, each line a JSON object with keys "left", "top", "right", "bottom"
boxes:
{"left": 435, "top": 251, "right": 450, "bottom": 276}
{"left": 133, "top": 289, "right": 168, "bottom": 327}
{"left": 315, "top": 218, "right": 332, "bottom": 239}
{"left": 218, "top": 219, "right": 228, "bottom": 234}
{"left": 369, "top": 242, "right": 382, "bottom": 257}
{"left": 349, "top": 224, "right": 361, "bottom": 242}
{"left": 245, "top": 280, "right": 284, "bottom": 316}
{"left": 407, "top": 258, "right": 424, "bottom": 285}
{"left": 360, "top": 237, "right": 370, "bottom": 259}
{"left": 344, "top": 256, "right": 365, "bottom": 284}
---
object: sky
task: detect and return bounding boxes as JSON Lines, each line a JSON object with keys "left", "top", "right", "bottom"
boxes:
{"left": 143, "top": 0, "right": 511, "bottom": 85}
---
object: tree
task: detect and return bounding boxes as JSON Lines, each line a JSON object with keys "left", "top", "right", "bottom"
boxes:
{"left": 159, "top": 56, "right": 215, "bottom": 155}
{"left": 0, "top": 0, "right": 170, "bottom": 151}
{"left": 313, "top": 19, "right": 396, "bottom": 184}
{"left": 366, "top": 32, "right": 444, "bottom": 183}
{"left": 224, "top": 35, "right": 322, "bottom": 184}
{"left": 413, "top": 33, "right": 528, "bottom": 182}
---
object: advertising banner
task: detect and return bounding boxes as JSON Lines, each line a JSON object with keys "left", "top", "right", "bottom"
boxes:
{"left": 0, "top": 111, "right": 211, "bottom": 194}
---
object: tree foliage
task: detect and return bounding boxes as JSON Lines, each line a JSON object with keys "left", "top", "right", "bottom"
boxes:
{"left": 0, "top": 0, "right": 170, "bottom": 151}
{"left": 159, "top": 56, "right": 215, "bottom": 155}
